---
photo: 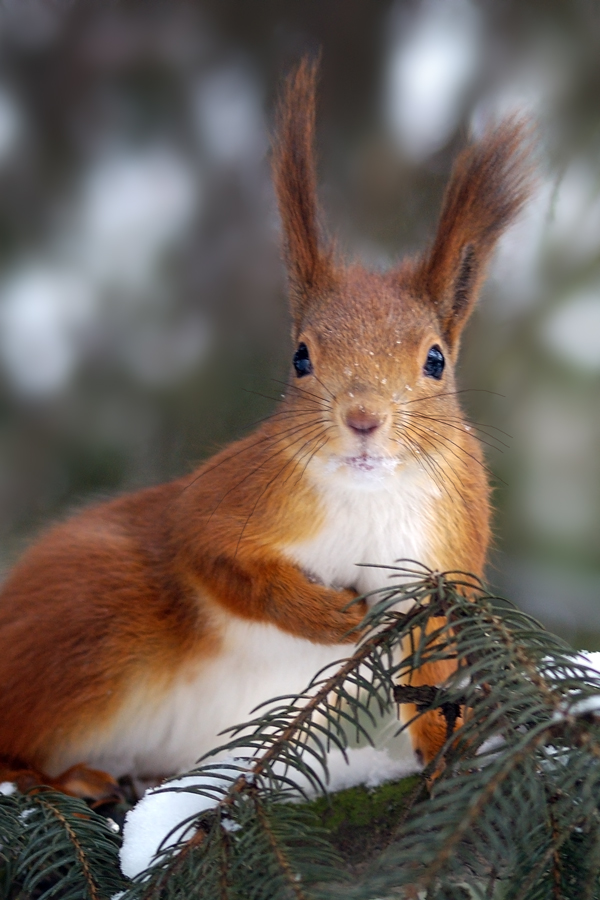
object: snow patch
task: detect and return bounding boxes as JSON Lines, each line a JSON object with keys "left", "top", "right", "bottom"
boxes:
{"left": 326, "top": 746, "right": 418, "bottom": 792}
{"left": 576, "top": 651, "right": 600, "bottom": 673}
{"left": 558, "top": 651, "right": 600, "bottom": 716}
{"left": 119, "top": 761, "right": 244, "bottom": 879}
{"left": 120, "top": 747, "right": 418, "bottom": 880}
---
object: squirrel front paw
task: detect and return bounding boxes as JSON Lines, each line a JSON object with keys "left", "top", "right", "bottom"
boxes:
{"left": 315, "top": 585, "right": 367, "bottom": 643}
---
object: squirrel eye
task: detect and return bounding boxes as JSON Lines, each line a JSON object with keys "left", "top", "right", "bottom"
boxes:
{"left": 423, "top": 345, "right": 445, "bottom": 380}
{"left": 293, "top": 342, "right": 313, "bottom": 377}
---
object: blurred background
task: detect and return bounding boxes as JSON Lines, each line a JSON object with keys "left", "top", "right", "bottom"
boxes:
{"left": 0, "top": 0, "right": 598, "bottom": 646}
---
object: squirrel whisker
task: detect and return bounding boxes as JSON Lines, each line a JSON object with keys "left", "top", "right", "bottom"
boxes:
{"left": 282, "top": 428, "right": 333, "bottom": 487}
{"left": 408, "top": 411, "right": 512, "bottom": 441}
{"left": 401, "top": 388, "right": 505, "bottom": 406}
{"left": 234, "top": 428, "right": 331, "bottom": 556}
{"left": 267, "top": 377, "right": 333, "bottom": 408}
{"left": 397, "top": 433, "right": 454, "bottom": 505}
{"left": 396, "top": 428, "right": 470, "bottom": 508}
{"left": 404, "top": 411, "right": 510, "bottom": 448}
{"left": 400, "top": 415, "right": 504, "bottom": 477}
{"left": 206, "top": 419, "right": 332, "bottom": 526}
{"left": 170, "top": 412, "right": 331, "bottom": 509}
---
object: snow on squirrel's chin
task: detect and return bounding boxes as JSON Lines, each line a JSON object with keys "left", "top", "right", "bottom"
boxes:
{"left": 119, "top": 747, "right": 419, "bottom": 880}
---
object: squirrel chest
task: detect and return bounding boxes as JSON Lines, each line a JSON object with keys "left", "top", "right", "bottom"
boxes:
{"left": 281, "top": 461, "right": 437, "bottom": 595}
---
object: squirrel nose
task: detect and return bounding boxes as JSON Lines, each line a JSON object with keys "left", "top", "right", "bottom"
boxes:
{"left": 345, "top": 407, "right": 384, "bottom": 436}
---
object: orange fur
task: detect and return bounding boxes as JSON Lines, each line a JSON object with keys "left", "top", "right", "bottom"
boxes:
{"left": 0, "top": 57, "right": 533, "bottom": 782}
{"left": 0, "top": 757, "right": 121, "bottom": 802}
{"left": 401, "top": 618, "right": 463, "bottom": 768}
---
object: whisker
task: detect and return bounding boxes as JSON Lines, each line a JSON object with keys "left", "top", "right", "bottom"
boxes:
{"left": 402, "top": 428, "right": 486, "bottom": 498}
{"left": 248, "top": 407, "right": 333, "bottom": 429}
{"left": 399, "top": 435, "right": 446, "bottom": 498}
{"left": 292, "top": 435, "right": 329, "bottom": 489}
{"left": 391, "top": 426, "right": 450, "bottom": 499}
{"left": 311, "top": 372, "right": 336, "bottom": 401}
{"left": 400, "top": 420, "right": 476, "bottom": 486}
{"left": 401, "top": 388, "right": 504, "bottom": 406}
{"left": 416, "top": 445, "right": 469, "bottom": 508}
{"left": 267, "top": 377, "right": 333, "bottom": 407}
{"left": 242, "top": 387, "right": 297, "bottom": 405}
{"left": 400, "top": 415, "right": 507, "bottom": 483}
{"left": 282, "top": 426, "right": 332, "bottom": 486}
{"left": 410, "top": 412, "right": 512, "bottom": 440}
{"left": 406, "top": 412, "right": 513, "bottom": 449}
{"left": 405, "top": 412, "right": 510, "bottom": 451}
{"left": 398, "top": 427, "right": 469, "bottom": 507}
{"left": 404, "top": 433, "right": 457, "bottom": 502}
{"left": 398, "top": 433, "right": 455, "bottom": 505}
{"left": 233, "top": 428, "right": 330, "bottom": 556}
{"left": 401, "top": 410, "right": 506, "bottom": 456}
{"left": 171, "top": 413, "right": 330, "bottom": 506}
{"left": 206, "top": 420, "right": 330, "bottom": 525}
{"left": 233, "top": 457, "right": 299, "bottom": 558}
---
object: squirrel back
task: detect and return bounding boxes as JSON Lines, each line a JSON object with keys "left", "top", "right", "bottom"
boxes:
{"left": 0, "top": 58, "right": 532, "bottom": 785}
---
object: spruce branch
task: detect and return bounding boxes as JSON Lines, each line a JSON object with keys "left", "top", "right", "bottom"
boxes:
{"left": 123, "top": 570, "right": 600, "bottom": 898}
{"left": 0, "top": 788, "right": 125, "bottom": 900}
{"left": 34, "top": 795, "right": 100, "bottom": 900}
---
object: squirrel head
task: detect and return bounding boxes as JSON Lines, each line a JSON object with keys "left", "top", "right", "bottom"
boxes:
{"left": 271, "top": 56, "right": 534, "bottom": 482}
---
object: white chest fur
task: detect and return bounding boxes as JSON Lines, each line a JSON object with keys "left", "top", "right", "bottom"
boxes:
{"left": 282, "top": 463, "right": 438, "bottom": 597}
{"left": 53, "top": 619, "right": 355, "bottom": 779}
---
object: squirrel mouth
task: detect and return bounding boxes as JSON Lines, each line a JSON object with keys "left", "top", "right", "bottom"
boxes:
{"left": 342, "top": 455, "right": 393, "bottom": 472}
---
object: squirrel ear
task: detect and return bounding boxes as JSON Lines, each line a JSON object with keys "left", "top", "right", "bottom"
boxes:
{"left": 272, "top": 55, "right": 336, "bottom": 330}
{"left": 416, "top": 120, "right": 534, "bottom": 348}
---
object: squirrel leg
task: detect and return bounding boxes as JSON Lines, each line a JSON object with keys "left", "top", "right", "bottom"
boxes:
{"left": 198, "top": 551, "right": 368, "bottom": 644}
{"left": 400, "top": 616, "right": 462, "bottom": 766}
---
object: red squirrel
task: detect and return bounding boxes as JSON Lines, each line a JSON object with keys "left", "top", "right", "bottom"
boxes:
{"left": 0, "top": 59, "right": 531, "bottom": 793}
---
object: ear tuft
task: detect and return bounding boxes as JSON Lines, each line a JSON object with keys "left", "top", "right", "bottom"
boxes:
{"left": 417, "top": 119, "right": 535, "bottom": 347}
{"left": 272, "top": 55, "right": 335, "bottom": 328}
